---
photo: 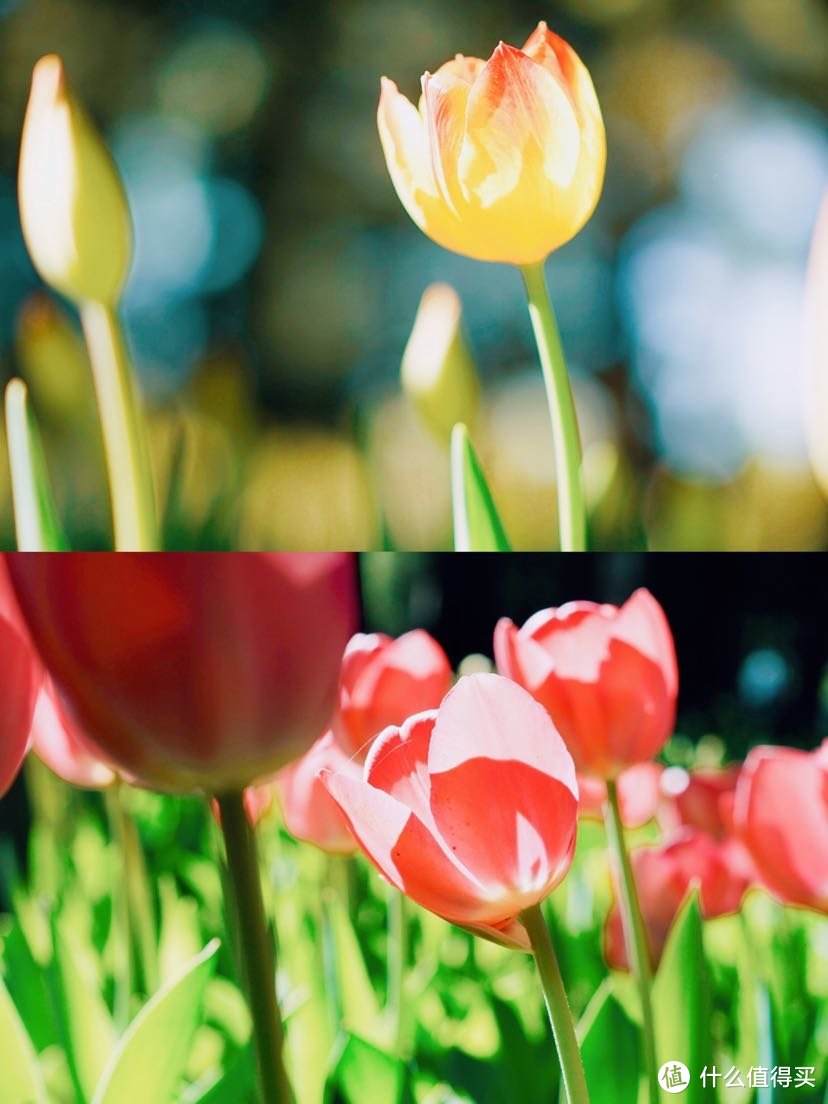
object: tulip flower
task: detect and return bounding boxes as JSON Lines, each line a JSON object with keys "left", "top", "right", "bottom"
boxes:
{"left": 19, "top": 55, "right": 132, "bottom": 306}
{"left": 496, "top": 586, "right": 676, "bottom": 1104}
{"left": 401, "top": 283, "right": 480, "bottom": 444}
{"left": 659, "top": 764, "right": 740, "bottom": 840}
{"left": 324, "top": 672, "right": 589, "bottom": 1104}
{"left": 277, "top": 731, "right": 357, "bottom": 854}
{"left": 32, "top": 675, "right": 116, "bottom": 789}
{"left": 7, "top": 553, "right": 358, "bottom": 793}
{"left": 378, "top": 24, "right": 604, "bottom": 267}
{"left": 332, "top": 630, "right": 453, "bottom": 759}
{"left": 734, "top": 743, "right": 828, "bottom": 914}
{"left": 495, "top": 588, "right": 677, "bottom": 779}
{"left": 379, "top": 22, "right": 606, "bottom": 549}
{"left": 18, "top": 56, "right": 157, "bottom": 550}
{"left": 604, "top": 829, "right": 754, "bottom": 971}
{"left": 0, "top": 613, "right": 40, "bottom": 798}
{"left": 578, "top": 762, "right": 663, "bottom": 828}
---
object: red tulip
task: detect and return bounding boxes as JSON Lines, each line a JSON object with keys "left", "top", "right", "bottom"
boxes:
{"left": 332, "top": 630, "right": 453, "bottom": 759}
{"left": 0, "top": 562, "right": 41, "bottom": 797}
{"left": 659, "top": 764, "right": 740, "bottom": 840}
{"left": 578, "top": 762, "right": 663, "bottom": 828}
{"left": 277, "top": 731, "right": 358, "bottom": 854}
{"left": 323, "top": 673, "right": 578, "bottom": 949}
{"left": 604, "top": 828, "right": 753, "bottom": 970}
{"left": 7, "top": 553, "right": 358, "bottom": 793}
{"left": 495, "top": 588, "right": 677, "bottom": 778}
{"left": 32, "top": 675, "right": 117, "bottom": 789}
{"left": 734, "top": 742, "right": 828, "bottom": 913}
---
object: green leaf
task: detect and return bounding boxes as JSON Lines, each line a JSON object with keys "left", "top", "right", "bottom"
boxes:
{"left": 327, "top": 1033, "right": 405, "bottom": 1104}
{"left": 53, "top": 920, "right": 116, "bottom": 1101}
{"left": 450, "top": 423, "right": 511, "bottom": 551}
{"left": 92, "top": 939, "right": 219, "bottom": 1104}
{"left": 324, "top": 887, "right": 382, "bottom": 1042}
{"left": 579, "top": 979, "right": 641, "bottom": 1104}
{"left": 652, "top": 892, "right": 715, "bottom": 1103}
{"left": 0, "top": 975, "right": 48, "bottom": 1104}
{"left": 4, "top": 378, "right": 69, "bottom": 551}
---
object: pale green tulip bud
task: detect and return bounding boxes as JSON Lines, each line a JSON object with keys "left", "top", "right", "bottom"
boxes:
{"left": 401, "top": 283, "right": 480, "bottom": 444}
{"left": 18, "top": 55, "right": 132, "bottom": 306}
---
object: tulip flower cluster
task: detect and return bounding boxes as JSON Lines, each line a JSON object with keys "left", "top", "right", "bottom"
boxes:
{"left": 0, "top": 564, "right": 826, "bottom": 1104}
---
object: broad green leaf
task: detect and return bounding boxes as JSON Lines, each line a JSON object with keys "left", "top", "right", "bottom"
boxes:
{"left": 579, "top": 979, "right": 641, "bottom": 1104}
{"left": 0, "top": 974, "right": 48, "bottom": 1104}
{"left": 4, "top": 378, "right": 68, "bottom": 551}
{"left": 53, "top": 920, "right": 116, "bottom": 1100}
{"left": 327, "top": 1033, "right": 405, "bottom": 1104}
{"left": 92, "top": 939, "right": 219, "bottom": 1104}
{"left": 652, "top": 892, "right": 714, "bottom": 1102}
{"left": 450, "top": 423, "right": 511, "bottom": 551}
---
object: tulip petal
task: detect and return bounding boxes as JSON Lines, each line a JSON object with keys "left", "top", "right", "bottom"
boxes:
{"left": 322, "top": 769, "right": 493, "bottom": 924}
{"left": 364, "top": 713, "right": 436, "bottom": 825}
{"left": 0, "top": 618, "right": 38, "bottom": 797}
{"left": 736, "top": 746, "right": 828, "bottom": 911}
{"left": 521, "top": 22, "right": 603, "bottom": 138}
{"left": 459, "top": 42, "right": 582, "bottom": 205}
{"left": 612, "top": 589, "right": 678, "bottom": 699}
{"left": 427, "top": 674, "right": 577, "bottom": 904}
{"left": 377, "top": 78, "right": 470, "bottom": 256}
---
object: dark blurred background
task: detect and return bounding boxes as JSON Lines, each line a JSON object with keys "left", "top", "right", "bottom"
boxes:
{"left": 0, "top": 0, "right": 826, "bottom": 549}
{"left": 361, "top": 552, "right": 828, "bottom": 754}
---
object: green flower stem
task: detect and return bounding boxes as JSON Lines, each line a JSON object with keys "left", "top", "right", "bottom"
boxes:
{"left": 115, "top": 783, "right": 158, "bottom": 996}
{"left": 103, "top": 786, "right": 133, "bottom": 1030}
{"left": 521, "top": 903, "right": 590, "bottom": 1104}
{"left": 217, "top": 792, "right": 293, "bottom": 1104}
{"left": 80, "top": 300, "right": 158, "bottom": 551}
{"left": 386, "top": 887, "right": 408, "bottom": 1055}
{"left": 520, "top": 262, "right": 587, "bottom": 552}
{"left": 604, "top": 779, "right": 659, "bottom": 1104}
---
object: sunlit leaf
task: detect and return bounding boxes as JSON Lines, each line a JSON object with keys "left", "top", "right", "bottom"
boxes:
{"left": 4, "top": 378, "right": 69, "bottom": 551}
{"left": 91, "top": 940, "right": 219, "bottom": 1104}
{"left": 450, "top": 423, "right": 511, "bottom": 551}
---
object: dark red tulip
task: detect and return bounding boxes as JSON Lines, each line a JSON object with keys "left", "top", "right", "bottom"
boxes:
{"left": 7, "top": 553, "right": 358, "bottom": 793}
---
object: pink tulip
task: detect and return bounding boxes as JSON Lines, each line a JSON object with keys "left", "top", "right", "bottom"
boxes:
{"left": 734, "top": 743, "right": 828, "bottom": 913}
{"left": 7, "top": 553, "right": 358, "bottom": 793}
{"left": 332, "top": 630, "right": 453, "bottom": 759}
{"left": 604, "top": 829, "right": 753, "bottom": 970}
{"left": 495, "top": 588, "right": 677, "bottom": 779}
{"left": 577, "top": 762, "right": 663, "bottom": 828}
{"left": 31, "top": 675, "right": 117, "bottom": 789}
{"left": 277, "top": 731, "right": 358, "bottom": 854}
{"left": 659, "top": 764, "right": 741, "bottom": 840}
{"left": 323, "top": 673, "right": 578, "bottom": 949}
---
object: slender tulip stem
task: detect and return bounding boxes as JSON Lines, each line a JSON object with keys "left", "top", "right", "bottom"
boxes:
{"left": 520, "top": 262, "right": 586, "bottom": 552}
{"left": 217, "top": 792, "right": 293, "bottom": 1104}
{"left": 116, "top": 784, "right": 159, "bottom": 996}
{"left": 386, "top": 887, "right": 408, "bottom": 1056}
{"left": 80, "top": 300, "right": 158, "bottom": 551}
{"left": 521, "top": 903, "right": 590, "bottom": 1104}
{"left": 103, "top": 786, "right": 133, "bottom": 1030}
{"left": 604, "top": 780, "right": 659, "bottom": 1104}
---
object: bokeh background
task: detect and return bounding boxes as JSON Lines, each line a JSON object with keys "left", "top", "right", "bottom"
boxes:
{"left": 0, "top": 0, "right": 827, "bottom": 549}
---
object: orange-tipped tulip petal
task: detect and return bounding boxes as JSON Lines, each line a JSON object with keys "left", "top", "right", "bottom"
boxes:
{"left": 323, "top": 673, "right": 578, "bottom": 947}
{"left": 378, "top": 23, "right": 605, "bottom": 265}
{"left": 277, "top": 730, "right": 358, "bottom": 854}
{"left": 495, "top": 588, "right": 677, "bottom": 778}
{"left": 734, "top": 743, "right": 828, "bottom": 913}
{"left": 332, "top": 629, "right": 453, "bottom": 759}
{"left": 7, "top": 553, "right": 358, "bottom": 794}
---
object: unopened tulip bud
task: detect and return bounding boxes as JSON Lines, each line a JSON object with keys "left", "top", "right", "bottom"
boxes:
{"left": 19, "top": 55, "right": 132, "bottom": 306}
{"left": 401, "top": 284, "right": 479, "bottom": 443}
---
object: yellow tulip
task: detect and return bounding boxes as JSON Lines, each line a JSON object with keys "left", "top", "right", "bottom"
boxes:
{"left": 18, "top": 55, "right": 132, "bottom": 306}
{"left": 378, "top": 22, "right": 606, "bottom": 265}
